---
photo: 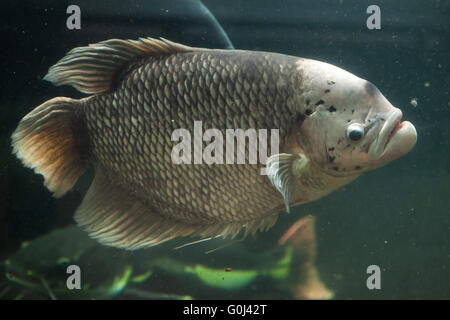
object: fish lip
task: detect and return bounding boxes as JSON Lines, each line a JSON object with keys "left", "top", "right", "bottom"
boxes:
{"left": 368, "top": 109, "right": 403, "bottom": 160}
{"left": 383, "top": 116, "right": 402, "bottom": 149}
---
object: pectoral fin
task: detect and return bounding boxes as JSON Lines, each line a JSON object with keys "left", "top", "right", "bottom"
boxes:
{"left": 265, "top": 153, "right": 309, "bottom": 213}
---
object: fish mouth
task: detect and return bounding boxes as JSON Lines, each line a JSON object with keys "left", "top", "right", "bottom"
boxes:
{"left": 368, "top": 108, "right": 417, "bottom": 161}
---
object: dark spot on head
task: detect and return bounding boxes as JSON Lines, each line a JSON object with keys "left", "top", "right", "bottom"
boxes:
{"left": 328, "top": 105, "right": 336, "bottom": 112}
{"left": 364, "top": 81, "right": 378, "bottom": 96}
{"left": 328, "top": 156, "right": 335, "bottom": 163}
{"left": 343, "top": 108, "right": 346, "bottom": 112}
{"left": 305, "top": 109, "right": 313, "bottom": 116}
{"left": 328, "top": 147, "right": 335, "bottom": 151}
{"left": 337, "top": 138, "right": 342, "bottom": 144}
{"left": 347, "top": 120, "right": 351, "bottom": 123}
{"left": 306, "top": 99, "right": 310, "bottom": 105}
{"left": 327, "top": 80, "right": 335, "bottom": 85}
{"left": 315, "top": 100, "right": 324, "bottom": 106}
{"left": 355, "top": 165, "right": 362, "bottom": 170}
{"left": 324, "top": 89, "right": 330, "bottom": 93}
{"left": 351, "top": 109, "right": 355, "bottom": 114}
{"left": 295, "top": 113, "right": 305, "bottom": 125}
{"left": 333, "top": 166, "right": 339, "bottom": 171}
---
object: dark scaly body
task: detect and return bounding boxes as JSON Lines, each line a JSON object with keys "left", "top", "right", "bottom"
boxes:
{"left": 82, "top": 51, "right": 300, "bottom": 224}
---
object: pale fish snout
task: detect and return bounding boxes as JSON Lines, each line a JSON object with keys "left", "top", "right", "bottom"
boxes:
{"left": 368, "top": 108, "right": 417, "bottom": 163}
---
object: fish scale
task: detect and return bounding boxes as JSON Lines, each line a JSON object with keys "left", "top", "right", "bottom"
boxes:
{"left": 82, "top": 50, "right": 292, "bottom": 226}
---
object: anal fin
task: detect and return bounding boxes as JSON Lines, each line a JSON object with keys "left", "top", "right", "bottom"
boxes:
{"left": 74, "top": 167, "right": 190, "bottom": 250}
{"left": 75, "top": 167, "right": 279, "bottom": 250}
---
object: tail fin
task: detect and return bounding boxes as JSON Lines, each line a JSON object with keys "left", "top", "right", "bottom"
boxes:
{"left": 11, "top": 97, "right": 89, "bottom": 198}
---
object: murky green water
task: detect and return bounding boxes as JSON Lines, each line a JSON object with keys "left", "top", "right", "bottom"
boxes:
{"left": 0, "top": 0, "right": 448, "bottom": 300}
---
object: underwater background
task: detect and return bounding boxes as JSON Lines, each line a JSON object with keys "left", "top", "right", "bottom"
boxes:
{"left": 0, "top": 0, "right": 448, "bottom": 299}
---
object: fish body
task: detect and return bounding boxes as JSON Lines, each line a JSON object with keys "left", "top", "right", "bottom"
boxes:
{"left": 82, "top": 49, "right": 299, "bottom": 225}
{"left": 11, "top": 38, "right": 417, "bottom": 249}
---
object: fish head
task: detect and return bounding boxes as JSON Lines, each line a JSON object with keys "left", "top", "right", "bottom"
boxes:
{"left": 294, "top": 59, "right": 417, "bottom": 176}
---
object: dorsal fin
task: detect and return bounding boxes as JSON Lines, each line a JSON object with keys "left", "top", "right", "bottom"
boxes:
{"left": 43, "top": 37, "right": 201, "bottom": 94}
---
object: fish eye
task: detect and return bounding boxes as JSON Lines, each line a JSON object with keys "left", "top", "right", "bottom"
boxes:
{"left": 346, "top": 123, "right": 364, "bottom": 141}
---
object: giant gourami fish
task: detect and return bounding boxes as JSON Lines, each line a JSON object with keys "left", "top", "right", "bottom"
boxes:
{"left": 11, "top": 37, "right": 417, "bottom": 249}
